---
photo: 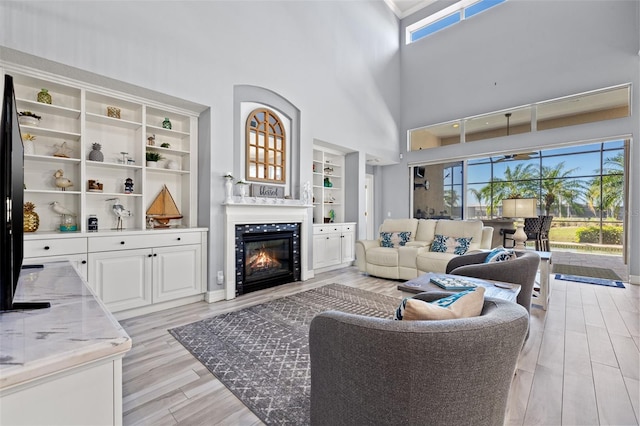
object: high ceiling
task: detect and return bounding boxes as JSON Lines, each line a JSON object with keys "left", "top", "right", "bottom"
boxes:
{"left": 384, "top": 0, "right": 437, "bottom": 19}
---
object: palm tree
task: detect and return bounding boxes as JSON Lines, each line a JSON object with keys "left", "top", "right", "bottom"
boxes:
{"left": 487, "top": 163, "right": 538, "bottom": 214}
{"left": 469, "top": 187, "right": 486, "bottom": 218}
{"left": 540, "top": 162, "right": 585, "bottom": 216}
{"left": 587, "top": 153, "right": 624, "bottom": 218}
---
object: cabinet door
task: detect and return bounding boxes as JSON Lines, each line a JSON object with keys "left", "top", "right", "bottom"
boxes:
{"left": 341, "top": 230, "right": 355, "bottom": 263}
{"left": 24, "top": 255, "right": 88, "bottom": 282}
{"left": 88, "top": 249, "right": 152, "bottom": 312}
{"left": 313, "top": 233, "right": 342, "bottom": 269}
{"left": 152, "top": 244, "right": 202, "bottom": 303}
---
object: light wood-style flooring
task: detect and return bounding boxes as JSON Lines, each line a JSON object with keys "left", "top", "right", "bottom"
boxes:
{"left": 120, "top": 265, "right": 639, "bottom": 425}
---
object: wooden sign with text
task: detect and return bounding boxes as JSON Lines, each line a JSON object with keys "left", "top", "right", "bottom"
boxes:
{"left": 250, "top": 184, "right": 285, "bottom": 198}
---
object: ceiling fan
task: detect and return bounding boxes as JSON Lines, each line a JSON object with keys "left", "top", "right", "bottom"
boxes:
{"left": 495, "top": 152, "right": 539, "bottom": 162}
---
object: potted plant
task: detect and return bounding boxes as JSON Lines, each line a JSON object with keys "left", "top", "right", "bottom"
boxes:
{"left": 145, "top": 151, "right": 163, "bottom": 167}
{"left": 160, "top": 142, "right": 171, "bottom": 148}
{"left": 18, "top": 111, "right": 42, "bottom": 126}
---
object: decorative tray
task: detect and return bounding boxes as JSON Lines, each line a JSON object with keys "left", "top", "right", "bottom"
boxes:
{"left": 429, "top": 275, "right": 478, "bottom": 290}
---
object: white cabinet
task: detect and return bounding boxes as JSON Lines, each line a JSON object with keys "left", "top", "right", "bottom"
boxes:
{"left": 89, "top": 248, "right": 152, "bottom": 312}
{"left": 87, "top": 230, "right": 206, "bottom": 317}
{"left": 23, "top": 236, "right": 88, "bottom": 280}
{"left": 313, "top": 223, "right": 356, "bottom": 271}
{"left": 3, "top": 65, "right": 199, "bottom": 233}
{"left": 152, "top": 244, "right": 202, "bottom": 303}
{"left": 312, "top": 148, "right": 345, "bottom": 225}
{"left": 4, "top": 61, "right": 207, "bottom": 319}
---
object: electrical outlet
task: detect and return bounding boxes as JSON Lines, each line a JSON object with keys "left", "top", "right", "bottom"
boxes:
{"left": 216, "top": 271, "right": 224, "bottom": 284}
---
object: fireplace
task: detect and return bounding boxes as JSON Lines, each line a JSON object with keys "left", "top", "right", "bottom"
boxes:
{"left": 235, "top": 223, "right": 301, "bottom": 295}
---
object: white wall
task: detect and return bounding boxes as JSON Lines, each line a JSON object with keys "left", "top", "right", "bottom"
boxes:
{"left": 393, "top": 0, "right": 640, "bottom": 281}
{"left": 0, "top": 1, "right": 402, "bottom": 289}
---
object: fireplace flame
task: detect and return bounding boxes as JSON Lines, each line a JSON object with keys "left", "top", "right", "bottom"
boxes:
{"left": 248, "top": 247, "right": 281, "bottom": 271}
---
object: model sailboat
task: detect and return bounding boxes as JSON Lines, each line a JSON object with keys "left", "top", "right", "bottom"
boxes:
{"left": 146, "top": 185, "right": 182, "bottom": 227}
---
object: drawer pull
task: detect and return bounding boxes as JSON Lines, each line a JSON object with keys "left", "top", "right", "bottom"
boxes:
{"left": 153, "top": 253, "right": 157, "bottom": 257}
{"left": 120, "top": 241, "right": 125, "bottom": 245}
{"left": 177, "top": 237, "right": 181, "bottom": 241}
{"left": 148, "top": 254, "right": 153, "bottom": 258}
{"left": 81, "top": 260, "right": 87, "bottom": 264}
{"left": 44, "top": 246, "right": 50, "bottom": 250}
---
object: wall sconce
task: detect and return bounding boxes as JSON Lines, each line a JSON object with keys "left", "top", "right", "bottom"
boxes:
{"left": 414, "top": 180, "right": 430, "bottom": 190}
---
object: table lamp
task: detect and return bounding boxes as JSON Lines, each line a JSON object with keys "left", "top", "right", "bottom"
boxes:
{"left": 502, "top": 198, "right": 538, "bottom": 250}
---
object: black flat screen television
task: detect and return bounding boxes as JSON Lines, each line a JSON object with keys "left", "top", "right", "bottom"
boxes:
{"left": 1, "top": 74, "right": 48, "bottom": 312}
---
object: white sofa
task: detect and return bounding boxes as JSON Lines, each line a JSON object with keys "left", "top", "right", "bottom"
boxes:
{"left": 355, "top": 218, "right": 494, "bottom": 280}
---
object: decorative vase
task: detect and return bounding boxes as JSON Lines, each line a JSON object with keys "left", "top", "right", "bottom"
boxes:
{"left": 166, "top": 159, "right": 180, "bottom": 170}
{"left": 23, "top": 202, "right": 39, "bottom": 232}
{"left": 37, "top": 88, "right": 52, "bottom": 104}
{"left": 237, "top": 183, "right": 248, "bottom": 200}
{"left": 146, "top": 160, "right": 159, "bottom": 168}
{"left": 23, "top": 138, "right": 35, "bottom": 155}
{"left": 162, "top": 118, "right": 172, "bottom": 129}
{"left": 60, "top": 214, "right": 77, "bottom": 232}
{"left": 89, "top": 143, "right": 104, "bottom": 162}
{"left": 19, "top": 116, "right": 39, "bottom": 126}
{"left": 224, "top": 177, "right": 233, "bottom": 203}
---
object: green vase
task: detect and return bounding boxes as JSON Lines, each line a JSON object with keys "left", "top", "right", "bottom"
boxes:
{"left": 162, "top": 118, "right": 172, "bottom": 129}
{"left": 37, "top": 89, "right": 52, "bottom": 104}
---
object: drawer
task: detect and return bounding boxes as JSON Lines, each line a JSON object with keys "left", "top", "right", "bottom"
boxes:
{"left": 88, "top": 232, "right": 201, "bottom": 252}
{"left": 24, "top": 238, "right": 87, "bottom": 258}
{"left": 341, "top": 224, "right": 355, "bottom": 233}
{"left": 314, "top": 225, "right": 342, "bottom": 234}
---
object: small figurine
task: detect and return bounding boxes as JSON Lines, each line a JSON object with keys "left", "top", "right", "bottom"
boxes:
{"left": 50, "top": 201, "right": 76, "bottom": 216}
{"left": 107, "top": 198, "right": 131, "bottom": 231}
{"left": 53, "top": 141, "right": 72, "bottom": 158}
{"left": 147, "top": 135, "right": 156, "bottom": 146}
{"left": 53, "top": 169, "right": 73, "bottom": 191}
{"left": 124, "top": 178, "right": 134, "bottom": 194}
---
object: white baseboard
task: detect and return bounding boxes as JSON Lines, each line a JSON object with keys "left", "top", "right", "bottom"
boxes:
{"left": 205, "top": 289, "right": 226, "bottom": 303}
{"left": 629, "top": 274, "right": 639, "bottom": 285}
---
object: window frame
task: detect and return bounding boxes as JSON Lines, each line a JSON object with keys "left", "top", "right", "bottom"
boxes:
{"left": 245, "top": 107, "right": 287, "bottom": 184}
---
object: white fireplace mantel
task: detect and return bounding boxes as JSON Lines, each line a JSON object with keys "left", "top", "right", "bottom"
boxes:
{"left": 223, "top": 202, "right": 311, "bottom": 300}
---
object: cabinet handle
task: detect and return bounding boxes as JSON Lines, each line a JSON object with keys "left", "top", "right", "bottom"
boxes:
{"left": 177, "top": 237, "right": 181, "bottom": 241}
{"left": 148, "top": 254, "right": 153, "bottom": 258}
{"left": 120, "top": 241, "right": 125, "bottom": 245}
{"left": 44, "top": 246, "right": 50, "bottom": 250}
{"left": 326, "top": 237, "right": 329, "bottom": 240}
{"left": 81, "top": 260, "right": 87, "bottom": 264}
{"left": 153, "top": 253, "right": 157, "bottom": 257}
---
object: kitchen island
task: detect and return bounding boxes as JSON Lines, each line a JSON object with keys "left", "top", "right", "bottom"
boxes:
{"left": 0, "top": 261, "right": 131, "bottom": 425}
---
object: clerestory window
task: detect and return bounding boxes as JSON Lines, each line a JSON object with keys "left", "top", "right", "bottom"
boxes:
{"left": 246, "top": 108, "right": 286, "bottom": 183}
{"left": 407, "top": 0, "right": 506, "bottom": 44}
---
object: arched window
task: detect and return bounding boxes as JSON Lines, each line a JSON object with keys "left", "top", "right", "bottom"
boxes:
{"left": 246, "top": 108, "right": 286, "bottom": 183}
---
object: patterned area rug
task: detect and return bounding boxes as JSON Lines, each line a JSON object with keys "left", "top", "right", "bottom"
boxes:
{"left": 552, "top": 264, "right": 622, "bottom": 280}
{"left": 169, "top": 284, "right": 400, "bottom": 425}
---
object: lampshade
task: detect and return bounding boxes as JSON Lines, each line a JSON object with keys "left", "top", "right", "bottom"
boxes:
{"left": 502, "top": 198, "right": 537, "bottom": 218}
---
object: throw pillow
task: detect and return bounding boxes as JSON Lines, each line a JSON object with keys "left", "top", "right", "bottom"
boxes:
{"left": 430, "top": 234, "right": 472, "bottom": 255}
{"left": 380, "top": 231, "right": 412, "bottom": 248}
{"left": 394, "top": 287, "right": 485, "bottom": 321}
{"left": 484, "top": 246, "right": 517, "bottom": 263}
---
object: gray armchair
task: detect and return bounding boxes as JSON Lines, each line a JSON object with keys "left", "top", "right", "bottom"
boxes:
{"left": 446, "top": 250, "right": 541, "bottom": 316}
{"left": 309, "top": 295, "right": 529, "bottom": 426}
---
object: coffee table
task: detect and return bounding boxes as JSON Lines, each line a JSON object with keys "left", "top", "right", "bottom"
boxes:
{"left": 398, "top": 273, "right": 521, "bottom": 303}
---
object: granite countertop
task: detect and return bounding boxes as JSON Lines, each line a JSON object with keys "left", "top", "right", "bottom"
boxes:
{"left": 0, "top": 261, "right": 132, "bottom": 390}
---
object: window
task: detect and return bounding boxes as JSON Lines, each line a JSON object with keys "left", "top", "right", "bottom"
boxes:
{"left": 407, "top": 0, "right": 506, "bottom": 44}
{"left": 246, "top": 108, "right": 286, "bottom": 183}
